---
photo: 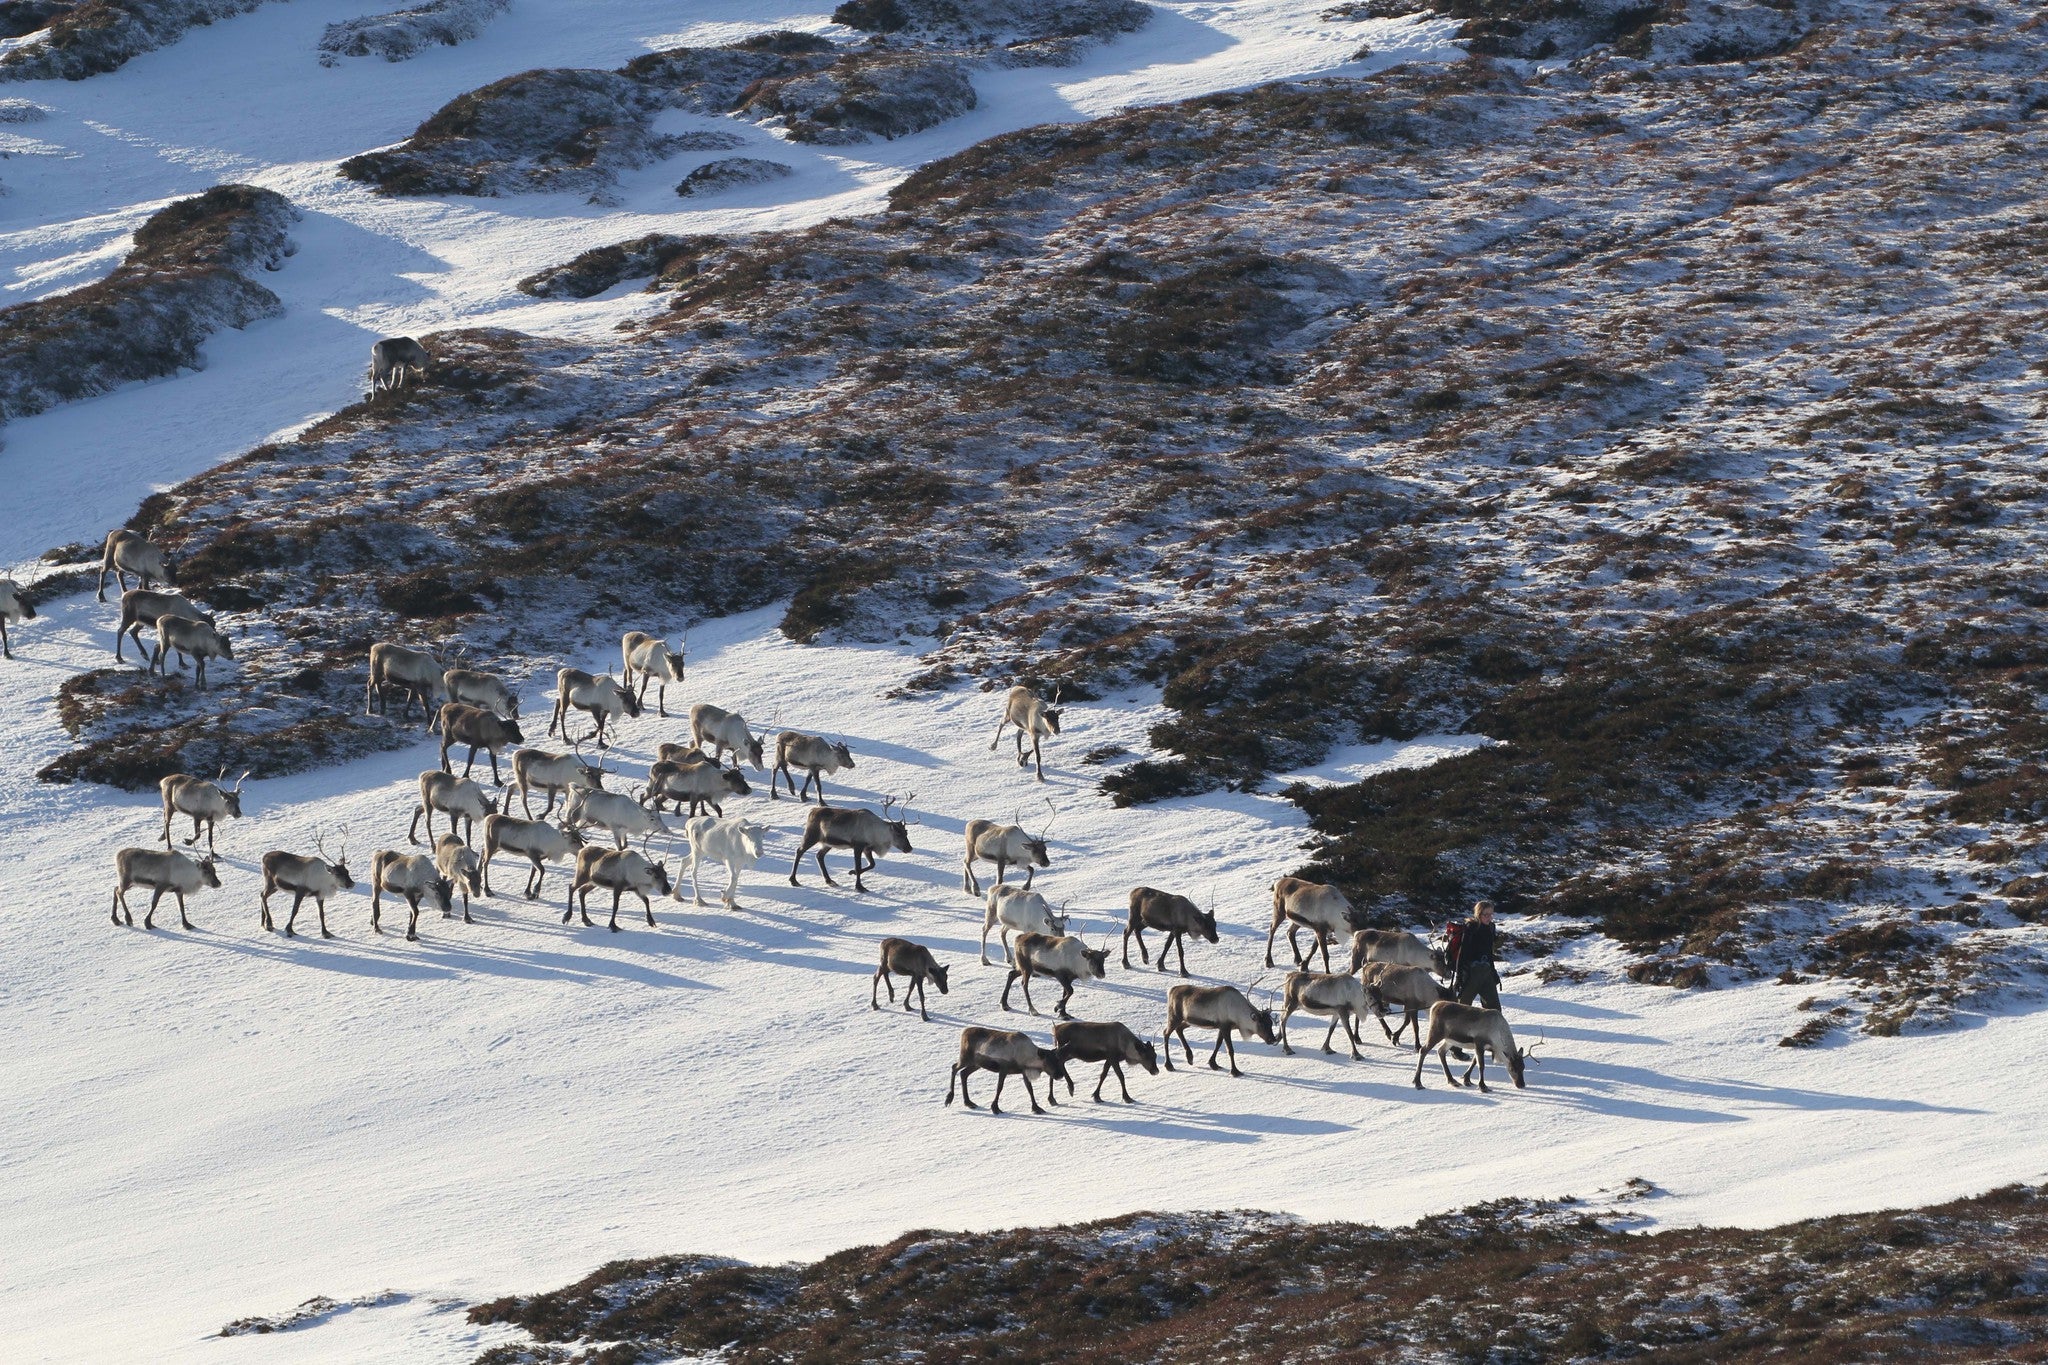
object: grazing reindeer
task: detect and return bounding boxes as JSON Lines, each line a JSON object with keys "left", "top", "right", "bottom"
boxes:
{"left": 1162, "top": 983, "right": 1278, "bottom": 1078}
{"left": 642, "top": 754, "right": 749, "bottom": 816}
{"left": 1052, "top": 1020, "right": 1158, "bottom": 1104}
{"left": 111, "top": 847, "right": 221, "bottom": 929}
{"left": 655, "top": 741, "right": 713, "bottom": 766}
{"left": 961, "top": 802, "right": 1053, "bottom": 896}
{"left": 0, "top": 577, "right": 35, "bottom": 659}
{"left": 1001, "top": 932, "right": 1109, "bottom": 1020}
{"left": 989, "top": 683, "right": 1063, "bottom": 781}
{"left": 1265, "top": 876, "right": 1353, "bottom": 973}
{"left": 366, "top": 642, "right": 447, "bottom": 723}
{"left": 680, "top": 814, "right": 764, "bottom": 909}
{"left": 945, "top": 1026, "right": 1068, "bottom": 1116}
{"left": 620, "top": 631, "right": 686, "bottom": 716}
{"left": 771, "top": 731, "right": 855, "bottom": 805}
{"left": 1413, "top": 1002, "right": 1541, "bottom": 1092}
{"left": 115, "top": 589, "right": 208, "bottom": 663}
{"left": 370, "top": 336, "right": 430, "bottom": 393}
{"left": 787, "top": 795, "right": 915, "bottom": 894}
{"left": 150, "top": 615, "right": 234, "bottom": 688}
{"left": 442, "top": 666, "right": 520, "bottom": 721}
{"left": 410, "top": 769, "right": 498, "bottom": 846}
{"left": 368, "top": 850, "right": 453, "bottom": 940}
{"left": 1123, "top": 886, "right": 1219, "bottom": 977}
{"left": 565, "top": 845, "right": 671, "bottom": 931}
{"left": 438, "top": 703, "right": 524, "bottom": 785}
{"left": 549, "top": 667, "right": 641, "bottom": 747}
{"left": 509, "top": 745, "right": 604, "bottom": 819}
{"left": 1279, "top": 970, "right": 1371, "bottom": 1060}
{"left": 1349, "top": 927, "right": 1447, "bottom": 977}
{"left": 159, "top": 769, "right": 247, "bottom": 853}
{"left": 980, "top": 886, "right": 1067, "bottom": 966}
{"left": 564, "top": 786, "right": 670, "bottom": 850}
{"left": 481, "top": 813, "right": 584, "bottom": 898}
{"left": 872, "top": 937, "right": 949, "bottom": 1021}
{"left": 97, "top": 528, "right": 173, "bottom": 601}
{"left": 435, "top": 833, "right": 483, "bottom": 922}
{"left": 690, "top": 702, "right": 766, "bottom": 769}
{"left": 258, "top": 829, "right": 353, "bottom": 937}
{"left": 1366, "top": 964, "right": 1455, "bottom": 1051}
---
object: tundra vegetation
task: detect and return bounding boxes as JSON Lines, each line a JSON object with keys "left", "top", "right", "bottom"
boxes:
{"left": 462, "top": 1183, "right": 2048, "bottom": 1363}
{"left": 38, "top": 0, "right": 2048, "bottom": 1027}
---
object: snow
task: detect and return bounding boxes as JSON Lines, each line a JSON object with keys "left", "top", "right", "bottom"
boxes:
{"left": 0, "top": 1, "right": 2041, "bottom": 1361}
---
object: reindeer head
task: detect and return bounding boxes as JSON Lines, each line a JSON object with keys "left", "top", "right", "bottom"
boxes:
{"left": 501, "top": 715, "right": 527, "bottom": 744}
{"left": 1195, "top": 888, "right": 1220, "bottom": 944}
{"left": 429, "top": 877, "right": 455, "bottom": 914}
{"left": 880, "top": 795, "right": 917, "bottom": 853}
{"left": 218, "top": 768, "right": 249, "bottom": 819}
{"left": 197, "top": 856, "right": 223, "bottom": 888}
{"left": 722, "top": 768, "right": 752, "bottom": 797}
{"left": 480, "top": 790, "right": 501, "bottom": 818}
{"left": 649, "top": 862, "right": 674, "bottom": 898}
{"left": 1509, "top": 1030, "right": 1545, "bottom": 1090}
{"left": 1038, "top": 1046, "right": 1071, "bottom": 1085}
{"left": 831, "top": 740, "right": 855, "bottom": 768}
{"left": 615, "top": 679, "right": 644, "bottom": 720}
{"left": 927, "top": 961, "right": 951, "bottom": 995}
{"left": 1244, "top": 977, "right": 1279, "bottom": 1044}
{"left": 1080, "top": 941, "right": 1110, "bottom": 979}
{"left": 1041, "top": 682, "right": 1064, "bottom": 734}
{"left": 746, "top": 732, "right": 767, "bottom": 769}
{"left": 561, "top": 823, "right": 589, "bottom": 850}
{"left": 1049, "top": 899, "right": 1071, "bottom": 936}
{"left": 1134, "top": 1036, "right": 1161, "bottom": 1075}
{"left": 322, "top": 826, "right": 356, "bottom": 889}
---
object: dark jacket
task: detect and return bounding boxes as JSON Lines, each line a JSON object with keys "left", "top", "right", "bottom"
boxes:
{"left": 1454, "top": 918, "right": 1498, "bottom": 984}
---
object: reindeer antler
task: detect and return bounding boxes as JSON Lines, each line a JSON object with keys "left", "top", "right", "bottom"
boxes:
{"left": 337, "top": 822, "right": 350, "bottom": 867}
{"left": 902, "top": 792, "right": 921, "bottom": 825}
{"left": 235, "top": 770, "right": 250, "bottom": 792}
{"left": 1040, "top": 795, "right": 1058, "bottom": 840}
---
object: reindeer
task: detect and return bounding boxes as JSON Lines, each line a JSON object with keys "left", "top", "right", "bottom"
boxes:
{"left": 872, "top": 937, "right": 949, "bottom": 1021}
{"left": 690, "top": 702, "right": 766, "bottom": 769}
{"left": 980, "top": 886, "right": 1067, "bottom": 966}
{"left": 1279, "top": 970, "right": 1371, "bottom": 1060}
{"left": 565, "top": 845, "right": 671, "bottom": 931}
{"left": 1349, "top": 927, "right": 1447, "bottom": 977}
{"left": 438, "top": 703, "right": 524, "bottom": 785}
{"left": 655, "top": 742, "right": 714, "bottom": 766}
{"left": 944, "top": 1026, "right": 1068, "bottom": 1116}
{"left": 258, "top": 829, "right": 353, "bottom": 936}
{"left": 509, "top": 745, "right": 604, "bottom": 819}
{"left": 564, "top": 786, "right": 670, "bottom": 850}
{"left": 961, "top": 802, "right": 1053, "bottom": 896}
{"left": 435, "top": 834, "right": 484, "bottom": 922}
{"left": 159, "top": 769, "right": 247, "bottom": 853}
{"left": 409, "top": 769, "right": 497, "bottom": 846}
{"left": 97, "top": 528, "right": 173, "bottom": 600}
{"left": 620, "top": 631, "right": 686, "bottom": 717}
{"left": 115, "top": 589, "right": 208, "bottom": 663}
{"left": 1162, "top": 983, "right": 1277, "bottom": 1078}
{"left": 149, "top": 615, "right": 233, "bottom": 688}
{"left": 111, "top": 847, "right": 220, "bottom": 929}
{"left": 1052, "top": 1020, "right": 1158, "bottom": 1104}
{"left": 442, "top": 665, "right": 520, "bottom": 721}
{"left": 1413, "top": 1002, "right": 1540, "bottom": 1092}
{"left": 989, "top": 683, "right": 1063, "bottom": 781}
{"left": 680, "top": 814, "right": 765, "bottom": 909}
{"left": 771, "top": 731, "right": 855, "bottom": 805}
{"left": 0, "top": 577, "right": 35, "bottom": 659}
{"left": 1001, "top": 932, "right": 1109, "bottom": 1020}
{"left": 549, "top": 667, "right": 640, "bottom": 747}
{"left": 370, "top": 336, "right": 430, "bottom": 393}
{"left": 1366, "top": 964, "right": 1455, "bottom": 1051}
{"left": 1123, "top": 886, "right": 1219, "bottom": 977}
{"left": 366, "top": 642, "right": 447, "bottom": 723}
{"left": 787, "top": 795, "right": 914, "bottom": 894}
{"left": 368, "top": 850, "right": 453, "bottom": 940}
{"left": 481, "top": 813, "right": 585, "bottom": 898}
{"left": 641, "top": 754, "right": 749, "bottom": 816}
{"left": 1265, "top": 876, "right": 1352, "bottom": 973}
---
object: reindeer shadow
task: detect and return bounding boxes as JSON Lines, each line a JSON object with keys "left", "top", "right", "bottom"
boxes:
{"left": 1062, "top": 1100, "right": 1352, "bottom": 1144}
{"left": 1526, "top": 1057, "right": 1986, "bottom": 1122}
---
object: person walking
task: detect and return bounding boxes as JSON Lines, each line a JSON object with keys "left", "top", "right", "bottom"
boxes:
{"left": 1451, "top": 899, "right": 1501, "bottom": 1011}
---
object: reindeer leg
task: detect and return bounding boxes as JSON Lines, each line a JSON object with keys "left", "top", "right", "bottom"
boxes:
{"left": 948, "top": 1063, "right": 972, "bottom": 1108}
{"left": 579, "top": 886, "right": 595, "bottom": 928}
{"left": 989, "top": 716, "right": 1008, "bottom": 752}
{"left": 1055, "top": 979, "right": 1074, "bottom": 1020}
{"left": 1441, "top": 1044, "right": 1461, "bottom": 1088}
{"left": 1033, "top": 737, "right": 1046, "bottom": 783}
{"left": 1280, "top": 1004, "right": 1294, "bottom": 1055}
{"left": 409, "top": 805, "right": 426, "bottom": 846}
{"left": 1224, "top": 1030, "right": 1242, "bottom": 1078}
{"left": 1348, "top": 1011, "right": 1365, "bottom": 1060}
{"left": 281, "top": 893, "right": 300, "bottom": 934}
{"left": 1001, "top": 968, "right": 1022, "bottom": 1012}
{"left": 406, "top": 894, "right": 421, "bottom": 942}
{"left": 1264, "top": 913, "right": 1281, "bottom": 968}
{"left": 915, "top": 977, "right": 930, "bottom": 1022}
{"left": 463, "top": 745, "right": 479, "bottom": 780}
{"left": 1177, "top": 1024, "right": 1195, "bottom": 1067}
{"left": 1123, "top": 924, "right": 1139, "bottom": 969}
{"left": 871, "top": 967, "right": 886, "bottom": 1009}
{"left": 1208, "top": 1026, "right": 1228, "bottom": 1071}
{"left": 816, "top": 848, "right": 837, "bottom": 887}
{"left": 145, "top": 886, "right": 170, "bottom": 930}
{"left": 990, "top": 1072, "right": 1006, "bottom": 1116}
{"left": 1174, "top": 932, "right": 1192, "bottom": 977}
{"left": 1116, "top": 1061, "right": 1136, "bottom": 1104}
{"left": 608, "top": 888, "right": 623, "bottom": 934}
{"left": 642, "top": 891, "right": 655, "bottom": 928}
{"left": 488, "top": 749, "right": 503, "bottom": 786}
{"left": 112, "top": 887, "right": 130, "bottom": 926}
{"left": 1024, "top": 1073, "right": 1047, "bottom": 1116}
{"left": 371, "top": 885, "right": 384, "bottom": 934}
{"left": 184, "top": 814, "right": 201, "bottom": 847}
{"left": 1322, "top": 1015, "right": 1341, "bottom": 1055}
{"left": 1317, "top": 932, "right": 1334, "bottom": 974}
{"left": 317, "top": 899, "right": 333, "bottom": 939}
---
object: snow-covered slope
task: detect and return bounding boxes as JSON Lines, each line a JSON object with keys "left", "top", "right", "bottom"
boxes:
{"left": 2, "top": 2, "right": 2044, "bottom": 1362}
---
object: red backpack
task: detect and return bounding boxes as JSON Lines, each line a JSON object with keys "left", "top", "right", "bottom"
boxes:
{"left": 1443, "top": 920, "right": 1465, "bottom": 968}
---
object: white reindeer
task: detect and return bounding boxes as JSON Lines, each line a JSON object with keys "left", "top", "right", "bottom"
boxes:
{"left": 620, "top": 631, "right": 686, "bottom": 717}
{"left": 961, "top": 804, "right": 1053, "bottom": 896}
{"left": 564, "top": 786, "right": 670, "bottom": 850}
{"left": 112, "top": 847, "right": 221, "bottom": 930}
{"left": 509, "top": 746, "right": 605, "bottom": 819}
{"left": 980, "top": 886, "right": 1067, "bottom": 966}
{"left": 442, "top": 665, "right": 520, "bottom": 720}
{"left": 115, "top": 589, "right": 207, "bottom": 663}
{"left": 680, "top": 814, "right": 766, "bottom": 909}
{"left": 1278, "top": 970, "right": 1371, "bottom": 1060}
{"left": 97, "top": 529, "right": 173, "bottom": 601}
{"left": 1265, "top": 876, "right": 1352, "bottom": 973}
{"left": 989, "top": 683, "right": 1063, "bottom": 781}
{"left": 1000, "top": 932, "right": 1110, "bottom": 1020}
{"left": 435, "top": 832, "right": 483, "bottom": 923}
{"left": 370, "top": 336, "right": 430, "bottom": 393}
{"left": 366, "top": 642, "right": 446, "bottom": 723}
{"left": 368, "top": 850, "right": 453, "bottom": 941}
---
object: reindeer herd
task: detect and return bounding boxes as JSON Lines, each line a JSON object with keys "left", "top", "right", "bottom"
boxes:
{"left": 12, "top": 524, "right": 1547, "bottom": 1119}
